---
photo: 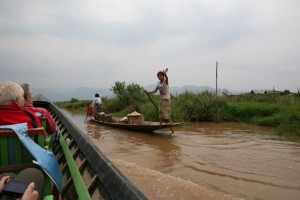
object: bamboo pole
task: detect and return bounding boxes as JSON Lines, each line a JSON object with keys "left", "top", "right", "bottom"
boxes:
{"left": 216, "top": 61, "right": 218, "bottom": 95}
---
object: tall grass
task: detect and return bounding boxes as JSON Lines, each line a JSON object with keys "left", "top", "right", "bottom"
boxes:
{"left": 223, "top": 93, "right": 300, "bottom": 136}
{"left": 175, "top": 91, "right": 226, "bottom": 122}
{"left": 277, "top": 99, "right": 300, "bottom": 136}
{"left": 221, "top": 102, "right": 281, "bottom": 125}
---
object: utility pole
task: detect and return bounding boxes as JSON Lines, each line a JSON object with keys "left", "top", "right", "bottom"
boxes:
{"left": 216, "top": 61, "right": 218, "bottom": 95}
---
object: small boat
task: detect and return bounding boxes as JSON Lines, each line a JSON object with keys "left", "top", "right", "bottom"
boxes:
{"left": 89, "top": 111, "right": 182, "bottom": 132}
{"left": 90, "top": 118, "right": 182, "bottom": 132}
{"left": 1, "top": 94, "right": 147, "bottom": 200}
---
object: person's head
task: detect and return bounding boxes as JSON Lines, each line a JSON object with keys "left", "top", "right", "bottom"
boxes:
{"left": 0, "top": 81, "right": 25, "bottom": 107}
{"left": 20, "top": 83, "right": 33, "bottom": 104}
{"left": 95, "top": 93, "right": 100, "bottom": 97}
{"left": 157, "top": 71, "right": 165, "bottom": 82}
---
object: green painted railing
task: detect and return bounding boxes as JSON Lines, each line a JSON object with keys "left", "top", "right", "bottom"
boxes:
{"left": 58, "top": 130, "right": 92, "bottom": 200}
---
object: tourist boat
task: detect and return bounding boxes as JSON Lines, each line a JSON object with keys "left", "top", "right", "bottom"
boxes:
{"left": 0, "top": 95, "right": 147, "bottom": 200}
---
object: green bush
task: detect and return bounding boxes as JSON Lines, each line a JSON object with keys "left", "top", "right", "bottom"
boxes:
{"left": 110, "top": 81, "right": 147, "bottom": 112}
{"left": 176, "top": 91, "right": 226, "bottom": 122}
{"left": 102, "top": 97, "right": 125, "bottom": 113}
{"left": 70, "top": 98, "right": 79, "bottom": 103}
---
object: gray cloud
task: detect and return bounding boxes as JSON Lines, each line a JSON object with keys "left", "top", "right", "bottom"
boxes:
{"left": 1, "top": 0, "right": 299, "bottom": 92}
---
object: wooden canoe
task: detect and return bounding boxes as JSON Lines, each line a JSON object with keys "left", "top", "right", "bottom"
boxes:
{"left": 29, "top": 94, "right": 147, "bottom": 200}
{"left": 89, "top": 118, "right": 182, "bottom": 132}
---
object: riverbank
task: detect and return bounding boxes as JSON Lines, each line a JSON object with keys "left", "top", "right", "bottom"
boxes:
{"left": 55, "top": 91, "right": 300, "bottom": 140}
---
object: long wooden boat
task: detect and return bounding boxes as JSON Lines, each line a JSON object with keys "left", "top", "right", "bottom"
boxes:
{"left": 1, "top": 94, "right": 147, "bottom": 200}
{"left": 89, "top": 118, "right": 182, "bottom": 132}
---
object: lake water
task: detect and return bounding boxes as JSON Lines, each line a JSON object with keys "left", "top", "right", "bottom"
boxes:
{"left": 62, "top": 110, "right": 300, "bottom": 200}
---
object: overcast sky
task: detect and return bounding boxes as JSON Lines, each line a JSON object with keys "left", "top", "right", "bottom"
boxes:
{"left": 1, "top": 0, "right": 299, "bottom": 92}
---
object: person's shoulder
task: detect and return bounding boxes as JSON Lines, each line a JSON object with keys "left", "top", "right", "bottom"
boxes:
{"left": 24, "top": 105, "right": 34, "bottom": 110}
{"left": 31, "top": 106, "right": 48, "bottom": 114}
{"left": 0, "top": 104, "right": 22, "bottom": 110}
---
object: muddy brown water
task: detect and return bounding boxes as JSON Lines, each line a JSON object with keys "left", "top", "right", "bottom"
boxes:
{"left": 62, "top": 110, "right": 300, "bottom": 200}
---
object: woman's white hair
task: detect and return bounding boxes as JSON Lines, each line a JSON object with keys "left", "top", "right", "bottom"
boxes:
{"left": 0, "top": 81, "right": 24, "bottom": 106}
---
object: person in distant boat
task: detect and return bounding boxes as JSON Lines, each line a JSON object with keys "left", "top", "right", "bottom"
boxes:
{"left": 91, "top": 93, "right": 102, "bottom": 120}
{"left": 0, "top": 81, "right": 42, "bottom": 129}
{"left": 20, "top": 83, "right": 56, "bottom": 135}
{"left": 145, "top": 68, "right": 173, "bottom": 125}
{"left": 86, "top": 103, "right": 94, "bottom": 117}
{"left": 0, "top": 168, "right": 44, "bottom": 200}
{"left": 84, "top": 103, "right": 94, "bottom": 123}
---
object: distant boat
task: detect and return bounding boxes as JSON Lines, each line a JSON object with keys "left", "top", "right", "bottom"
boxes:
{"left": 90, "top": 118, "right": 182, "bottom": 132}
{"left": 88, "top": 111, "right": 182, "bottom": 132}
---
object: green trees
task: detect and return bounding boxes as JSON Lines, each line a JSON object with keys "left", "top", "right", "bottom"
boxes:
{"left": 110, "top": 81, "right": 147, "bottom": 112}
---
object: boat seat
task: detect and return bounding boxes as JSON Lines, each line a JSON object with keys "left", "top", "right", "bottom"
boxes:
{"left": 0, "top": 127, "right": 46, "bottom": 172}
{"left": 39, "top": 116, "right": 56, "bottom": 149}
{"left": 39, "top": 117, "right": 51, "bottom": 147}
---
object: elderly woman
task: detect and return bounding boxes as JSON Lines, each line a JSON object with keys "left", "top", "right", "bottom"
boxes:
{"left": 0, "top": 81, "right": 41, "bottom": 128}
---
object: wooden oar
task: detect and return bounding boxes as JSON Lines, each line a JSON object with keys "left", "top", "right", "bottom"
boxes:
{"left": 145, "top": 92, "right": 158, "bottom": 112}
{"left": 84, "top": 115, "right": 89, "bottom": 124}
{"left": 145, "top": 92, "right": 174, "bottom": 133}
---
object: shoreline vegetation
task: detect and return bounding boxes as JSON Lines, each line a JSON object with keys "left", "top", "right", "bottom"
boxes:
{"left": 55, "top": 81, "right": 300, "bottom": 141}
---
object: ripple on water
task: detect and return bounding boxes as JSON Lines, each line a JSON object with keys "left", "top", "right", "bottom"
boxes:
{"left": 112, "top": 159, "right": 240, "bottom": 200}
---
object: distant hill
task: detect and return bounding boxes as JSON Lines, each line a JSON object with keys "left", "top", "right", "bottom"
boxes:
{"left": 32, "top": 85, "right": 216, "bottom": 102}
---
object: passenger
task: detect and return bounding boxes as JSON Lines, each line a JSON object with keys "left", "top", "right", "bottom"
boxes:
{"left": 20, "top": 83, "right": 56, "bottom": 134}
{"left": 86, "top": 103, "right": 94, "bottom": 117}
{"left": 0, "top": 168, "right": 44, "bottom": 200}
{"left": 0, "top": 81, "right": 41, "bottom": 129}
{"left": 91, "top": 93, "right": 102, "bottom": 120}
{"left": 145, "top": 68, "right": 173, "bottom": 125}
